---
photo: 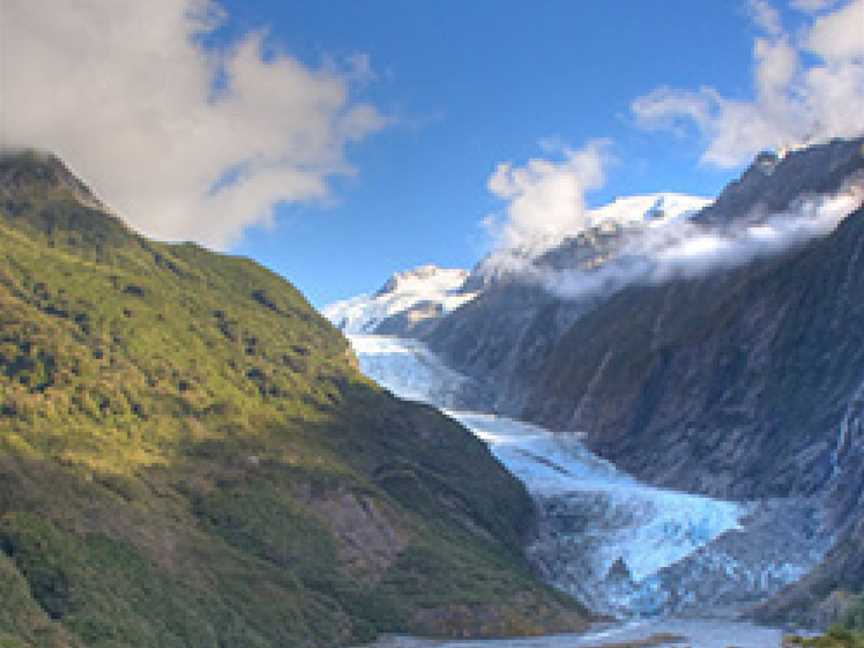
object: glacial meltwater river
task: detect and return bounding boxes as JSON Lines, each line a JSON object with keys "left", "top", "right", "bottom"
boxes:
{"left": 348, "top": 334, "right": 818, "bottom": 647}
{"left": 354, "top": 618, "right": 783, "bottom": 647}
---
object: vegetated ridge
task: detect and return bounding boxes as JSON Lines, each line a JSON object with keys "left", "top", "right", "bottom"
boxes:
{"left": 0, "top": 151, "right": 588, "bottom": 648}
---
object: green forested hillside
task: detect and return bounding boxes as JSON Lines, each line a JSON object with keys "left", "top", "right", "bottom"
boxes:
{"left": 0, "top": 151, "right": 587, "bottom": 647}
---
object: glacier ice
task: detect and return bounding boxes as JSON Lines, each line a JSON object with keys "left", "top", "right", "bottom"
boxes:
{"left": 346, "top": 332, "right": 830, "bottom": 617}
{"left": 449, "top": 411, "right": 753, "bottom": 614}
{"left": 349, "top": 334, "right": 472, "bottom": 407}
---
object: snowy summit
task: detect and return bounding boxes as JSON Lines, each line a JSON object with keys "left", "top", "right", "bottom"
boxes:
{"left": 323, "top": 264, "right": 477, "bottom": 334}
{"left": 590, "top": 193, "right": 711, "bottom": 228}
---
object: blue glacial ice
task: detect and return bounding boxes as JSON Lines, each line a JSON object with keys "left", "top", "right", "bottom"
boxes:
{"left": 348, "top": 333, "right": 829, "bottom": 617}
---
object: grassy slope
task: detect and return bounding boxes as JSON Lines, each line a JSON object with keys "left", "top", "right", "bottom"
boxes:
{"left": 0, "top": 152, "right": 587, "bottom": 647}
{"left": 786, "top": 595, "right": 864, "bottom": 646}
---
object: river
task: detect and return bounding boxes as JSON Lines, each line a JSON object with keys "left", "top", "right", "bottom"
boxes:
{"left": 353, "top": 618, "right": 783, "bottom": 647}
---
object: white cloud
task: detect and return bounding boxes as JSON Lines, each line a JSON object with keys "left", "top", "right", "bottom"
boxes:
{"left": 629, "top": 87, "right": 716, "bottom": 137}
{"left": 484, "top": 140, "right": 609, "bottom": 254}
{"left": 632, "top": 0, "right": 864, "bottom": 168}
{"left": 0, "top": 0, "right": 387, "bottom": 248}
{"left": 749, "top": 0, "right": 783, "bottom": 35}
{"left": 806, "top": 0, "right": 864, "bottom": 60}
{"left": 791, "top": 0, "right": 837, "bottom": 12}
{"left": 755, "top": 37, "right": 798, "bottom": 96}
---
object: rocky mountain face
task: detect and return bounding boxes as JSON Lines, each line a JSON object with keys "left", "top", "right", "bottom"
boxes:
{"left": 412, "top": 137, "right": 864, "bottom": 624}
{"left": 0, "top": 151, "right": 589, "bottom": 647}
{"left": 694, "top": 143, "right": 864, "bottom": 226}
{"left": 340, "top": 195, "right": 712, "bottom": 418}
{"left": 422, "top": 138, "right": 864, "bottom": 494}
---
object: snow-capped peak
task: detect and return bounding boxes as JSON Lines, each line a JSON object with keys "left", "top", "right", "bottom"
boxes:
{"left": 322, "top": 264, "right": 476, "bottom": 334}
{"left": 375, "top": 264, "right": 469, "bottom": 296}
{"left": 589, "top": 193, "right": 711, "bottom": 229}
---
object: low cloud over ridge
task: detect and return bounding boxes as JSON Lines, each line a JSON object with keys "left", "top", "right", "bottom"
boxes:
{"left": 0, "top": 0, "right": 386, "bottom": 248}
{"left": 536, "top": 185, "right": 864, "bottom": 302}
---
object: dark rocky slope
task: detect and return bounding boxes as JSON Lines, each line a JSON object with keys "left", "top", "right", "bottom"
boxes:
{"left": 514, "top": 202, "right": 864, "bottom": 501}
{"left": 0, "top": 151, "right": 588, "bottom": 647}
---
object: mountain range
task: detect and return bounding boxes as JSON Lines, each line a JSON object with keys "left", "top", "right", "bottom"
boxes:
{"left": 328, "top": 136, "right": 864, "bottom": 628}
{"left": 5, "top": 135, "right": 864, "bottom": 646}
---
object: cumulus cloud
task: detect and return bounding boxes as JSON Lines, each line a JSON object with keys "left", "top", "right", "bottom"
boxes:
{"left": 0, "top": 0, "right": 387, "bottom": 248}
{"left": 632, "top": 0, "right": 864, "bottom": 168}
{"left": 483, "top": 140, "right": 609, "bottom": 254}
{"left": 807, "top": 0, "right": 864, "bottom": 60}
{"left": 749, "top": 0, "right": 784, "bottom": 35}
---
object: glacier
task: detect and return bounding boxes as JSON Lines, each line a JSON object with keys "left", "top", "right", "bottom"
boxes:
{"left": 349, "top": 334, "right": 471, "bottom": 407}
{"left": 448, "top": 411, "right": 748, "bottom": 614}
{"left": 348, "top": 332, "right": 831, "bottom": 617}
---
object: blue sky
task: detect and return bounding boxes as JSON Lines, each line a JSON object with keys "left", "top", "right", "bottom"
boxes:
{"left": 228, "top": 1, "right": 754, "bottom": 305}
{"left": 7, "top": 1, "right": 863, "bottom": 307}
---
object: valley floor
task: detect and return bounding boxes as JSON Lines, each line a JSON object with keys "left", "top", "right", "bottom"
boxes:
{"left": 352, "top": 617, "right": 785, "bottom": 648}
